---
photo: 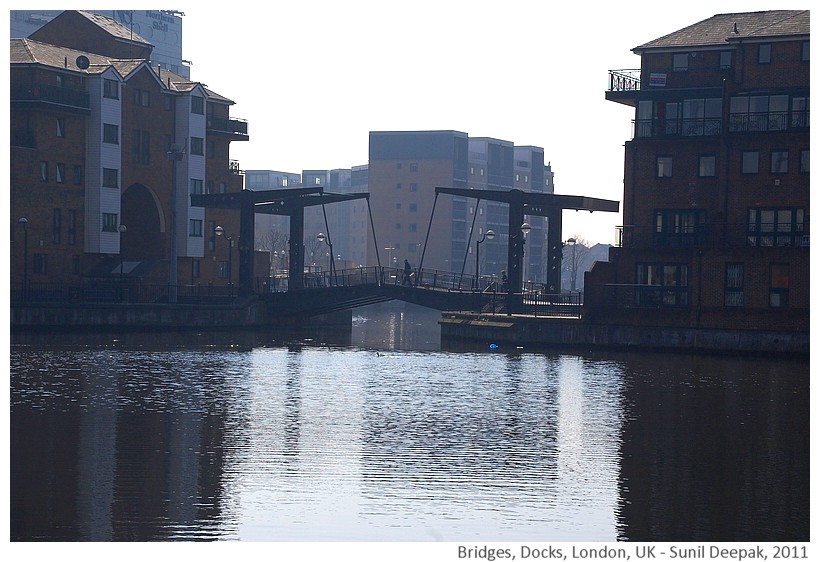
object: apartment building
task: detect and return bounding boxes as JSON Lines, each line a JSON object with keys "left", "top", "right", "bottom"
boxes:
{"left": 10, "top": 10, "right": 250, "bottom": 299}
{"left": 367, "top": 131, "right": 556, "bottom": 282}
{"left": 587, "top": 10, "right": 809, "bottom": 333}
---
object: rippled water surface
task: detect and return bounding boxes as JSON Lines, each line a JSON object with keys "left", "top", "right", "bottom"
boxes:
{"left": 10, "top": 306, "right": 809, "bottom": 542}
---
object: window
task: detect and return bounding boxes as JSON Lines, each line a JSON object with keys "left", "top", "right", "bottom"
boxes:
{"left": 800, "top": 150, "right": 809, "bottom": 173}
{"left": 699, "top": 155, "right": 716, "bottom": 177}
{"left": 672, "top": 53, "right": 689, "bottom": 72}
{"left": 102, "top": 168, "right": 119, "bottom": 188}
{"left": 190, "top": 179, "right": 204, "bottom": 194}
{"left": 132, "top": 130, "right": 150, "bottom": 164}
{"left": 103, "top": 123, "right": 119, "bottom": 144}
{"left": 409, "top": 203, "right": 417, "bottom": 212}
{"left": 218, "top": 261, "right": 229, "bottom": 278}
{"left": 133, "top": 88, "right": 150, "bottom": 107}
{"left": 190, "top": 136, "right": 204, "bottom": 155}
{"left": 770, "top": 264, "right": 789, "bottom": 307}
{"left": 637, "top": 100, "right": 655, "bottom": 137}
{"left": 748, "top": 208, "right": 805, "bottom": 247}
{"left": 635, "top": 263, "right": 689, "bottom": 306}
{"left": 52, "top": 208, "right": 61, "bottom": 244}
{"left": 102, "top": 213, "right": 118, "bottom": 232}
{"left": 657, "top": 156, "right": 673, "bottom": 178}
{"left": 654, "top": 209, "right": 706, "bottom": 247}
{"left": 719, "top": 50, "right": 732, "bottom": 69}
{"left": 396, "top": 183, "right": 402, "bottom": 189}
{"left": 742, "top": 151, "right": 759, "bottom": 174}
{"left": 682, "top": 98, "right": 722, "bottom": 135}
{"left": 314, "top": 177, "right": 322, "bottom": 185}
{"left": 67, "top": 210, "right": 76, "bottom": 245}
{"left": 33, "top": 254, "right": 47, "bottom": 274}
{"left": 409, "top": 224, "right": 417, "bottom": 232}
{"left": 207, "top": 180, "right": 214, "bottom": 194}
{"left": 791, "top": 97, "right": 809, "bottom": 128}
{"left": 730, "top": 94, "right": 790, "bottom": 131}
{"left": 56, "top": 163, "right": 66, "bottom": 184}
{"left": 802, "top": 41, "right": 810, "bottom": 62}
{"left": 191, "top": 96, "right": 204, "bottom": 114}
{"left": 219, "top": 182, "right": 226, "bottom": 193}
{"left": 192, "top": 259, "right": 201, "bottom": 279}
{"left": 410, "top": 163, "right": 418, "bottom": 172}
{"left": 725, "top": 263, "right": 744, "bottom": 307}
{"left": 770, "top": 150, "right": 788, "bottom": 174}
{"left": 40, "top": 161, "right": 49, "bottom": 182}
{"left": 208, "top": 221, "right": 216, "bottom": 252}
{"left": 103, "top": 79, "right": 119, "bottom": 99}
{"left": 189, "top": 219, "right": 203, "bottom": 237}
{"left": 410, "top": 183, "right": 418, "bottom": 192}
{"left": 56, "top": 118, "right": 65, "bottom": 138}
{"left": 73, "top": 165, "right": 83, "bottom": 185}
{"left": 758, "top": 44, "right": 771, "bottom": 64}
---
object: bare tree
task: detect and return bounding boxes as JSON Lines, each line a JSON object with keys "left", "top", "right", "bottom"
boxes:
{"left": 304, "top": 237, "right": 322, "bottom": 268}
{"left": 259, "top": 228, "right": 289, "bottom": 274}
{"left": 562, "top": 234, "right": 591, "bottom": 292}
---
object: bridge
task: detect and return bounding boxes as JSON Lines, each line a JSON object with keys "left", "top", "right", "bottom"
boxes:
{"left": 261, "top": 264, "right": 585, "bottom": 319}
{"left": 190, "top": 185, "right": 619, "bottom": 320}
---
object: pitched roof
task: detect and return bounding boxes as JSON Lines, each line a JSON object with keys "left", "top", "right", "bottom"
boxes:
{"left": 634, "top": 10, "right": 810, "bottom": 52}
{"left": 10, "top": 38, "right": 127, "bottom": 75}
{"left": 11, "top": 38, "right": 235, "bottom": 104}
{"left": 75, "top": 10, "right": 152, "bottom": 47}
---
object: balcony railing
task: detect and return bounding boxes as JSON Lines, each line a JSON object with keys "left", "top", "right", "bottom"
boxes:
{"left": 11, "top": 83, "right": 90, "bottom": 110}
{"left": 207, "top": 117, "right": 249, "bottom": 137}
{"left": 618, "top": 222, "right": 809, "bottom": 249}
{"left": 608, "top": 69, "right": 640, "bottom": 92}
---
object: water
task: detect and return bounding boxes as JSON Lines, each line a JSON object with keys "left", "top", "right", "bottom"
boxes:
{"left": 9, "top": 304, "right": 809, "bottom": 542}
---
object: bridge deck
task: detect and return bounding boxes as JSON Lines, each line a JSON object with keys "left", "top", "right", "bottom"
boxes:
{"left": 261, "top": 266, "right": 583, "bottom": 319}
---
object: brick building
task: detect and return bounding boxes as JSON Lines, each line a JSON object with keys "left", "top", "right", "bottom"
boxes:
{"left": 587, "top": 10, "right": 809, "bottom": 334}
{"left": 10, "top": 10, "right": 252, "bottom": 301}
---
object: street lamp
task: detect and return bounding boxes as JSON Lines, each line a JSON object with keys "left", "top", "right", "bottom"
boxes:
{"left": 475, "top": 229, "right": 495, "bottom": 289}
{"left": 565, "top": 237, "right": 577, "bottom": 291}
{"left": 215, "top": 225, "right": 233, "bottom": 286}
{"left": 520, "top": 222, "right": 531, "bottom": 288}
{"left": 118, "top": 224, "right": 127, "bottom": 298}
{"left": 18, "top": 217, "right": 28, "bottom": 301}
{"left": 317, "top": 232, "right": 335, "bottom": 284}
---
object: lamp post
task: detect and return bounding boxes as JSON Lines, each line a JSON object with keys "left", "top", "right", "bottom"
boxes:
{"left": 475, "top": 229, "right": 495, "bottom": 289}
{"left": 317, "top": 232, "right": 335, "bottom": 284}
{"left": 566, "top": 237, "right": 577, "bottom": 291}
{"left": 520, "top": 222, "right": 531, "bottom": 289}
{"left": 215, "top": 225, "right": 233, "bottom": 286}
{"left": 18, "top": 217, "right": 28, "bottom": 301}
{"left": 118, "top": 224, "right": 127, "bottom": 300}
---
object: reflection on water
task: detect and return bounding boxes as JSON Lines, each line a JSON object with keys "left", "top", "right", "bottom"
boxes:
{"left": 9, "top": 305, "right": 809, "bottom": 541}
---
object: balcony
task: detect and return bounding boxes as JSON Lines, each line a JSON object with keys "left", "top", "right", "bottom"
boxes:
{"left": 618, "top": 221, "right": 809, "bottom": 250}
{"left": 11, "top": 83, "right": 90, "bottom": 112}
{"left": 207, "top": 117, "right": 249, "bottom": 141}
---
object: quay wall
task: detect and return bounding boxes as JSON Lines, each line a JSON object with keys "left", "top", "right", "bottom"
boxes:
{"left": 10, "top": 300, "right": 351, "bottom": 332}
{"left": 439, "top": 313, "right": 809, "bottom": 355}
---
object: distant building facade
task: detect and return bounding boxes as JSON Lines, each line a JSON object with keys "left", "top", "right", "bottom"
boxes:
{"left": 367, "top": 131, "right": 556, "bottom": 282}
{"left": 10, "top": 10, "right": 250, "bottom": 299}
{"left": 587, "top": 10, "right": 809, "bottom": 334}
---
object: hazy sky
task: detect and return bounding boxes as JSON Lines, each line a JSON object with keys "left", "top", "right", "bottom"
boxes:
{"left": 177, "top": 1, "right": 789, "bottom": 244}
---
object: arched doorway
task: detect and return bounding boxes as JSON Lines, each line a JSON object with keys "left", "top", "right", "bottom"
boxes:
{"left": 121, "top": 183, "right": 165, "bottom": 260}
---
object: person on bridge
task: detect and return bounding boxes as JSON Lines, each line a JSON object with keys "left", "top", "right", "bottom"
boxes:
{"left": 403, "top": 259, "right": 413, "bottom": 286}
